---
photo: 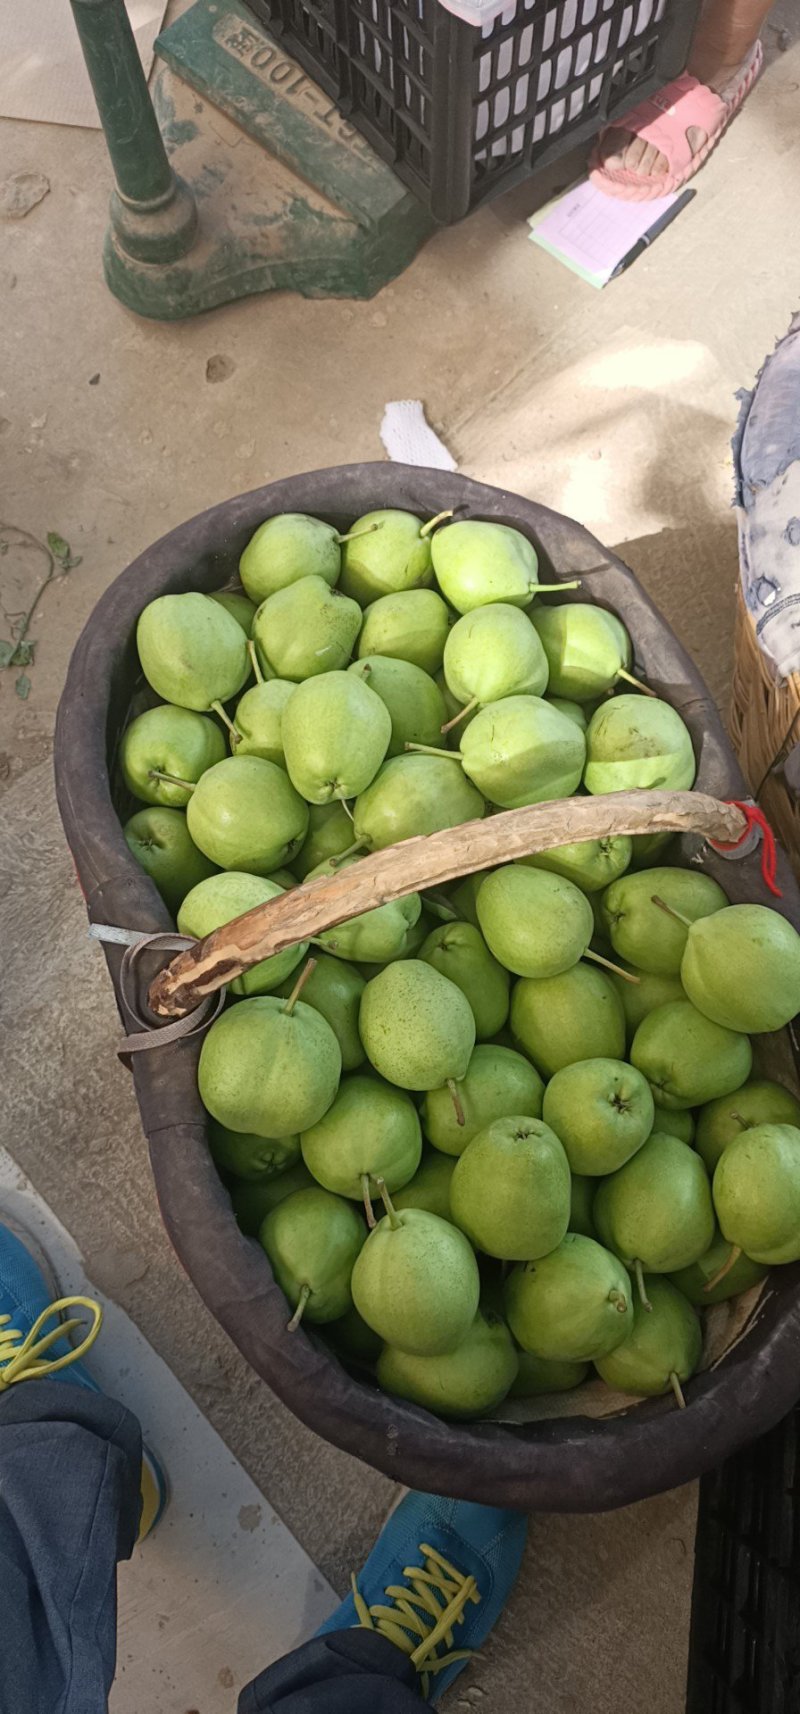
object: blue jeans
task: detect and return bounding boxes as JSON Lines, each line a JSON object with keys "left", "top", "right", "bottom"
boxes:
{"left": 0, "top": 1380, "right": 424, "bottom": 1713}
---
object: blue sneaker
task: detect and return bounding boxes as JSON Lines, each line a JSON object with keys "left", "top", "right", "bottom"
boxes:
{"left": 0, "top": 1217, "right": 167, "bottom": 1540}
{"left": 316, "top": 1491, "right": 527, "bottom": 1700}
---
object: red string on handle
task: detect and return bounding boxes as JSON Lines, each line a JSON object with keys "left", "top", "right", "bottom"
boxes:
{"left": 708, "top": 800, "right": 783, "bottom": 898}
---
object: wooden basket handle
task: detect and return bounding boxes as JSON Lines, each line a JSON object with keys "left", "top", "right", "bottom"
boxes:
{"left": 147, "top": 791, "right": 747, "bottom": 1017}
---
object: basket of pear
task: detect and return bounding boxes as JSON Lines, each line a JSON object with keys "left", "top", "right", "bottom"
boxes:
{"left": 55, "top": 465, "right": 800, "bottom": 1512}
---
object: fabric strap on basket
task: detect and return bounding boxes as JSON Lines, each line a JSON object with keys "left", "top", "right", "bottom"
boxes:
{"left": 88, "top": 925, "right": 227, "bottom": 1054}
{"left": 709, "top": 799, "right": 782, "bottom": 897}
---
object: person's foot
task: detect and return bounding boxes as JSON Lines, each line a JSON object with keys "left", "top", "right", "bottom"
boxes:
{"left": 590, "top": 41, "right": 762, "bottom": 200}
{"left": 0, "top": 1216, "right": 167, "bottom": 1540}
{"left": 316, "top": 1491, "right": 527, "bottom": 1700}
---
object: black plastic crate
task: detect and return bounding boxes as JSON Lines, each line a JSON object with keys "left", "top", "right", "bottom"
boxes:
{"left": 686, "top": 1401, "right": 800, "bottom": 1714}
{"left": 241, "top": 0, "right": 700, "bottom": 221}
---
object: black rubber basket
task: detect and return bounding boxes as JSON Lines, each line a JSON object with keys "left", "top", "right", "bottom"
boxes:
{"left": 54, "top": 464, "right": 800, "bottom": 1511}
{"left": 686, "top": 1399, "right": 800, "bottom": 1714}
{"left": 240, "top": 0, "right": 700, "bottom": 222}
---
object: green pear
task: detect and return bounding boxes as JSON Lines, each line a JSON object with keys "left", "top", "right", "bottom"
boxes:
{"left": 437, "top": 671, "right": 480, "bottom": 738}
{"left": 547, "top": 697, "right": 588, "bottom": 730}
{"left": 419, "top": 921, "right": 509, "bottom": 1040}
{"left": 369, "top": 907, "right": 432, "bottom": 966}
{"left": 267, "top": 867, "right": 299, "bottom": 890}
{"left": 521, "top": 835, "right": 632, "bottom": 894}
{"left": 448, "top": 873, "right": 485, "bottom": 929}
{"left": 177, "top": 871, "right": 307, "bottom": 996}
{"left": 600, "top": 868, "right": 728, "bottom": 976}
{"left": 307, "top": 856, "right": 421, "bottom": 964}
{"left": 652, "top": 1105, "right": 694, "bottom": 1144}
{"left": 432, "top": 520, "right": 565, "bottom": 612}
{"left": 283, "top": 671, "right": 391, "bottom": 805}
{"left": 531, "top": 603, "right": 638, "bottom": 701}
{"left": 360, "top": 960, "right": 475, "bottom": 1093}
{"left": 584, "top": 695, "right": 696, "bottom": 794}
{"left": 594, "top": 1276, "right": 702, "bottom": 1405}
{"left": 631, "top": 1000, "right": 753, "bottom": 1110}
{"left": 352, "top": 754, "right": 484, "bottom": 852}
{"left": 452, "top": 695, "right": 585, "bottom": 808}
{"left": 593, "top": 1134, "right": 715, "bottom": 1285}
{"left": 609, "top": 962, "right": 686, "bottom": 1042}
{"left": 670, "top": 1228, "right": 767, "bottom": 1305}
{"left": 231, "top": 1161, "right": 315, "bottom": 1235}
{"left": 210, "top": 589, "right": 257, "bottom": 635}
{"left": 713, "top": 1123, "right": 800, "bottom": 1264}
{"left": 325, "top": 1304, "right": 383, "bottom": 1365}
{"left": 442, "top": 604, "right": 549, "bottom": 729}
{"left": 421, "top": 1044, "right": 544, "bottom": 1157}
{"left": 680, "top": 904, "right": 800, "bottom": 1034}
{"left": 393, "top": 1151, "right": 456, "bottom": 1220}
{"left": 348, "top": 656, "right": 447, "bottom": 757}
{"left": 120, "top": 704, "right": 226, "bottom": 807}
{"left": 357, "top": 589, "right": 452, "bottom": 675}
{"left": 695, "top": 1078, "right": 800, "bottom": 1172}
{"left": 232, "top": 678, "right": 294, "bottom": 763}
{"left": 186, "top": 755, "right": 308, "bottom": 874}
{"left": 477, "top": 866, "right": 594, "bottom": 978}
{"left": 209, "top": 1121, "right": 300, "bottom": 1181}
{"left": 340, "top": 510, "right": 433, "bottom": 605}
{"left": 351, "top": 1202, "right": 480, "bottom": 1355}
{"left": 510, "top": 963, "right": 626, "bottom": 1077}
{"left": 123, "top": 806, "right": 217, "bottom": 914}
{"left": 274, "top": 952, "right": 365, "bottom": 1070}
{"left": 543, "top": 1058, "right": 654, "bottom": 1175}
{"left": 198, "top": 970, "right": 342, "bottom": 1136}
{"left": 504, "top": 1234, "right": 633, "bottom": 1361}
{"left": 259, "top": 1187, "right": 364, "bottom": 1328}
{"left": 293, "top": 802, "right": 355, "bottom": 878}
{"left": 569, "top": 1175, "right": 596, "bottom": 1239}
{"left": 450, "top": 1116, "right": 570, "bottom": 1260}
{"left": 137, "top": 592, "right": 249, "bottom": 712}
{"left": 301, "top": 1074, "right": 422, "bottom": 1211}
{"left": 239, "top": 512, "right": 342, "bottom": 601}
{"left": 377, "top": 1307, "right": 518, "bottom": 1419}
{"left": 253, "top": 577, "right": 361, "bottom": 681}
{"left": 509, "top": 1351, "right": 589, "bottom": 1398}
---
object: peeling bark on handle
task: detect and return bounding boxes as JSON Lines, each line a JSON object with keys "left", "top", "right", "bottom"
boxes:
{"left": 147, "top": 791, "right": 747, "bottom": 1018}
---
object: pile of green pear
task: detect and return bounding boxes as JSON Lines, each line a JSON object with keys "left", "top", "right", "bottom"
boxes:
{"left": 117, "top": 507, "right": 800, "bottom": 1423}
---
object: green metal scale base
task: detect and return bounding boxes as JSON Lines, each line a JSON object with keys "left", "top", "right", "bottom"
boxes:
{"left": 72, "top": 0, "right": 433, "bottom": 321}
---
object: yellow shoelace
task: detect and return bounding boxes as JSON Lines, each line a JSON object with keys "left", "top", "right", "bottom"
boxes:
{"left": 351, "top": 1541, "right": 481, "bottom": 1697}
{"left": 0, "top": 1297, "right": 103, "bottom": 1387}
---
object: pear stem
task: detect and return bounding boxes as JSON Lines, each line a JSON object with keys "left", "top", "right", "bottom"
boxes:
{"left": 669, "top": 1371, "right": 687, "bottom": 1410}
{"left": 148, "top": 768, "right": 196, "bottom": 793}
{"left": 650, "top": 895, "right": 693, "bottom": 929}
{"left": 447, "top": 1078, "right": 466, "bottom": 1127}
{"left": 585, "top": 949, "right": 641, "bottom": 985}
{"left": 440, "top": 696, "right": 479, "bottom": 735}
{"left": 634, "top": 1257, "right": 652, "bottom": 1312}
{"left": 616, "top": 668, "right": 657, "bottom": 698}
{"left": 282, "top": 956, "right": 317, "bottom": 1015}
{"left": 703, "top": 1244, "right": 743, "bottom": 1293}
{"left": 338, "top": 796, "right": 355, "bottom": 822}
{"left": 361, "top": 1174, "right": 377, "bottom": 1229}
{"left": 375, "top": 1176, "right": 403, "bottom": 1230}
{"left": 419, "top": 509, "right": 454, "bottom": 539}
{"left": 608, "top": 1288, "right": 629, "bottom": 1315}
{"left": 404, "top": 742, "right": 459, "bottom": 763}
{"left": 287, "top": 1283, "right": 311, "bottom": 1333}
{"left": 730, "top": 1112, "right": 748, "bottom": 1131}
{"left": 335, "top": 522, "right": 380, "bottom": 545}
{"left": 329, "top": 840, "right": 368, "bottom": 866}
{"left": 248, "top": 639, "right": 264, "bottom": 684}
{"left": 531, "top": 580, "right": 582, "bottom": 595}
{"left": 211, "top": 699, "right": 240, "bottom": 741}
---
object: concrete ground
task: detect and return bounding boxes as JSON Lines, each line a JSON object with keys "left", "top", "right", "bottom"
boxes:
{"left": 2, "top": 2, "right": 799, "bottom": 1708}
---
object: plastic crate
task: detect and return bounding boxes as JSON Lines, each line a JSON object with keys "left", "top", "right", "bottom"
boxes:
{"left": 240, "top": 0, "right": 700, "bottom": 221}
{"left": 686, "top": 1401, "right": 800, "bottom": 1714}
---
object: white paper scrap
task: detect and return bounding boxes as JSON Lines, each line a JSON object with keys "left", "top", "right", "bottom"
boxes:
{"left": 380, "top": 400, "right": 458, "bottom": 471}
